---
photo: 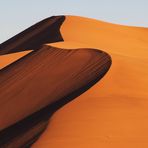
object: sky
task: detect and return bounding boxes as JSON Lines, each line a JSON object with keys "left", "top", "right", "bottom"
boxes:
{"left": 0, "top": 0, "right": 148, "bottom": 43}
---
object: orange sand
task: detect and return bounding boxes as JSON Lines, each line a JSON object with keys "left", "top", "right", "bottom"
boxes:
{"left": 33, "top": 16, "right": 148, "bottom": 148}
{"left": 0, "top": 15, "right": 148, "bottom": 147}
{"left": 0, "top": 50, "right": 32, "bottom": 69}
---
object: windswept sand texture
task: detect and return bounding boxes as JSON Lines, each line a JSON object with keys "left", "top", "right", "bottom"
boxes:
{"left": 0, "top": 15, "right": 148, "bottom": 148}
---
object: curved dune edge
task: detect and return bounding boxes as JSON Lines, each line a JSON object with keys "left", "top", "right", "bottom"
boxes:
{"left": 0, "top": 45, "right": 111, "bottom": 147}
{"left": 33, "top": 16, "right": 148, "bottom": 148}
{"left": 0, "top": 45, "right": 111, "bottom": 129}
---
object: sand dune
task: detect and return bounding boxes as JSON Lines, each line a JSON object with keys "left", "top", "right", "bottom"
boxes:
{"left": 33, "top": 16, "right": 148, "bottom": 148}
{"left": 0, "top": 15, "right": 148, "bottom": 148}
{"left": 0, "top": 45, "right": 111, "bottom": 129}
{"left": 0, "top": 44, "right": 111, "bottom": 147}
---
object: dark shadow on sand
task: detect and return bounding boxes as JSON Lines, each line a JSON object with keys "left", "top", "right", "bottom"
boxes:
{"left": 0, "top": 58, "right": 111, "bottom": 147}
{"left": 0, "top": 16, "right": 65, "bottom": 55}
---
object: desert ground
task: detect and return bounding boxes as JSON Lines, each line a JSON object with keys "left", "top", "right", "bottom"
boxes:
{"left": 0, "top": 15, "right": 148, "bottom": 148}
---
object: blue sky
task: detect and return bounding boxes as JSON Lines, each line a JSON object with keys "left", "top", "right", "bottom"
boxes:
{"left": 0, "top": 0, "right": 148, "bottom": 43}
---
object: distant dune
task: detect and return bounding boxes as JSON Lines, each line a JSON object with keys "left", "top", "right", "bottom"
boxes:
{"left": 0, "top": 16, "right": 65, "bottom": 69}
{"left": 0, "top": 15, "right": 148, "bottom": 148}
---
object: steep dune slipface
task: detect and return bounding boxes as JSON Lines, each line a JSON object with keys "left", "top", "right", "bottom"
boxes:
{"left": 0, "top": 45, "right": 111, "bottom": 147}
{"left": 0, "top": 45, "right": 111, "bottom": 130}
{"left": 33, "top": 16, "right": 148, "bottom": 148}
{"left": 1, "top": 15, "right": 148, "bottom": 148}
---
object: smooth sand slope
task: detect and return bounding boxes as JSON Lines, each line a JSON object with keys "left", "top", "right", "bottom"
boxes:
{"left": 33, "top": 16, "right": 148, "bottom": 148}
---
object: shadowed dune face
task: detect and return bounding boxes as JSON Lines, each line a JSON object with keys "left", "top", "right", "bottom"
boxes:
{"left": 33, "top": 16, "right": 148, "bottom": 148}
{"left": 0, "top": 45, "right": 111, "bottom": 147}
{"left": 0, "top": 16, "right": 65, "bottom": 69}
{"left": 0, "top": 16, "right": 65, "bottom": 55}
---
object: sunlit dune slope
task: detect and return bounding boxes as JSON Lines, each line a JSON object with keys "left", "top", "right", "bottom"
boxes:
{"left": 0, "top": 50, "right": 32, "bottom": 69}
{"left": 33, "top": 16, "right": 148, "bottom": 148}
